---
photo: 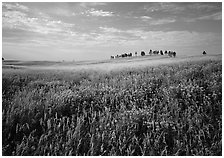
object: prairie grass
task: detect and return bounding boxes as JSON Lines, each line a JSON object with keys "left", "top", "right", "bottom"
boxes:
{"left": 2, "top": 59, "right": 222, "bottom": 156}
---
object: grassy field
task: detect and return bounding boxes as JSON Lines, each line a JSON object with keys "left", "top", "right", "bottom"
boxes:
{"left": 3, "top": 54, "right": 220, "bottom": 71}
{"left": 2, "top": 54, "right": 222, "bottom": 155}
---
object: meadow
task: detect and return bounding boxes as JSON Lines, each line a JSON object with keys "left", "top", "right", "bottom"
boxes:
{"left": 2, "top": 55, "right": 222, "bottom": 156}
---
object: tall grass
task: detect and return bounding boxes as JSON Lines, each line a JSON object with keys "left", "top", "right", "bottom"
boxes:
{"left": 2, "top": 59, "right": 222, "bottom": 156}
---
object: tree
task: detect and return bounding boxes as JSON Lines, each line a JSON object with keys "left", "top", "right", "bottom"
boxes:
{"left": 141, "top": 51, "right": 145, "bottom": 56}
{"left": 173, "top": 52, "right": 176, "bottom": 57}
{"left": 160, "top": 50, "right": 163, "bottom": 55}
{"left": 2, "top": 57, "right": 4, "bottom": 61}
{"left": 149, "top": 50, "right": 152, "bottom": 55}
{"left": 203, "top": 51, "right": 206, "bottom": 55}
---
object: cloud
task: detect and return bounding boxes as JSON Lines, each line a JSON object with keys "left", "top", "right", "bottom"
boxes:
{"left": 187, "top": 3, "right": 220, "bottom": 12}
{"left": 149, "top": 18, "right": 176, "bottom": 25}
{"left": 183, "top": 11, "right": 222, "bottom": 22}
{"left": 3, "top": 10, "right": 28, "bottom": 29}
{"left": 144, "top": 3, "right": 185, "bottom": 13}
{"left": 3, "top": 9, "right": 75, "bottom": 36}
{"left": 97, "top": 27, "right": 130, "bottom": 44}
{"left": 99, "top": 26, "right": 143, "bottom": 37}
{"left": 139, "top": 15, "right": 176, "bottom": 25}
{"left": 79, "top": 2, "right": 107, "bottom": 8}
{"left": 3, "top": 22, "right": 221, "bottom": 61}
{"left": 99, "top": 26, "right": 121, "bottom": 33}
{"left": 49, "top": 7, "right": 73, "bottom": 17}
{"left": 86, "top": 8, "right": 114, "bottom": 17}
{"left": 2, "top": 3, "right": 222, "bottom": 61}
{"left": 144, "top": 2, "right": 220, "bottom": 15}
{"left": 2, "top": 3, "right": 29, "bottom": 12}
{"left": 159, "top": 3, "right": 186, "bottom": 13}
{"left": 97, "top": 27, "right": 157, "bottom": 44}
{"left": 97, "top": 26, "right": 221, "bottom": 50}
{"left": 140, "top": 16, "right": 152, "bottom": 21}
{"left": 197, "top": 12, "right": 222, "bottom": 20}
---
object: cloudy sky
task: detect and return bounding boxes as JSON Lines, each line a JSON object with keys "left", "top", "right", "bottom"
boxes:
{"left": 2, "top": 2, "right": 222, "bottom": 61}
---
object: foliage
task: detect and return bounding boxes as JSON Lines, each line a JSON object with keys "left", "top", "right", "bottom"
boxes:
{"left": 2, "top": 60, "right": 222, "bottom": 156}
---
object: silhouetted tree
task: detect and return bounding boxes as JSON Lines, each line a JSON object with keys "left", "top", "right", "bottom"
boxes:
{"left": 141, "top": 51, "right": 145, "bottom": 56}
{"left": 149, "top": 50, "right": 152, "bottom": 55}
{"left": 135, "top": 52, "right": 137, "bottom": 56}
{"left": 173, "top": 52, "right": 176, "bottom": 57}
{"left": 168, "top": 51, "right": 172, "bottom": 57}
{"left": 160, "top": 50, "right": 163, "bottom": 55}
{"left": 2, "top": 57, "right": 4, "bottom": 61}
{"left": 203, "top": 51, "right": 206, "bottom": 55}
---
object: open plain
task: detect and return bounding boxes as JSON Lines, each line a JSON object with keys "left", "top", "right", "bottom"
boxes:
{"left": 2, "top": 54, "right": 222, "bottom": 156}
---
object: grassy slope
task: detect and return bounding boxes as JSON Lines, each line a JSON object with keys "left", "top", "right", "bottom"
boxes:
{"left": 2, "top": 55, "right": 222, "bottom": 156}
{"left": 3, "top": 54, "right": 221, "bottom": 71}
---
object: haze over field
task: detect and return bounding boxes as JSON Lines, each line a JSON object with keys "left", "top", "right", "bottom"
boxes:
{"left": 2, "top": 2, "right": 222, "bottom": 61}
{"left": 3, "top": 54, "right": 221, "bottom": 73}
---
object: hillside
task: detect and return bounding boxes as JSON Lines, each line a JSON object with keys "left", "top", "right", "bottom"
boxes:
{"left": 2, "top": 54, "right": 221, "bottom": 72}
{"left": 2, "top": 54, "right": 222, "bottom": 156}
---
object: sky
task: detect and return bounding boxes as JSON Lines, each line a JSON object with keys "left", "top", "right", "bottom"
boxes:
{"left": 2, "top": 2, "right": 222, "bottom": 61}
